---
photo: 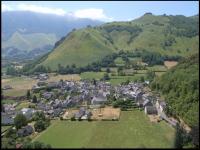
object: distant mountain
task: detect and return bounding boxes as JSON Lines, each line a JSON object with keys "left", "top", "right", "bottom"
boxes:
{"left": 35, "top": 13, "right": 199, "bottom": 70}
{"left": 2, "top": 11, "right": 103, "bottom": 60}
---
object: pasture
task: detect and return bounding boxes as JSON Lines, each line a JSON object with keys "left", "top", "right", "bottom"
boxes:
{"left": 2, "top": 77, "right": 37, "bottom": 97}
{"left": 110, "top": 74, "right": 147, "bottom": 85}
{"left": 33, "top": 110, "right": 175, "bottom": 148}
{"left": 80, "top": 72, "right": 105, "bottom": 80}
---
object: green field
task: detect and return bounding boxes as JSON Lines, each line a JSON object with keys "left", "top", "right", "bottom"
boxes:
{"left": 147, "top": 65, "right": 167, "bottom": 72}
{"left": 110, "top": 74, "right": 146, "bottom": 85}
{"left": 80, "top": 72, "right": 105, "bottom": 80}
{"left": 1, "top": 99, "right": 16, "bottom": 104}
{"left": 33, "top": 110, "right": 175, "bottom": 148}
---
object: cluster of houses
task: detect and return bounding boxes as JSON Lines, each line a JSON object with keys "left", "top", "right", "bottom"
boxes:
{"left": 2, "top": 78, "right": 177, "bottom": 138}
{"left": 32, "top": 73, "right": 49, "bottom": 81}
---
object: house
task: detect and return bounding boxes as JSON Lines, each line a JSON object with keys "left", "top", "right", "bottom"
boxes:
{"left": 2, "top": 85, "right": 12, "bottom": 90}
{"left": 142, "top": 99, "right": 153, "bottom": 107}
{"left": 136, "top": 99, "right": 145, "bottom": 107}
{"left": 42, "top": 92, "right": 54, "bottom": 100}
{"left": 38, "top": 73, "right": 49, "bottom": 81}
{"left": 91, "top": 93, "right": 107, "bottom": 105}
{"left": 31, "top": 85, "right": 41, "bottom": 91}
{"left": 47, "top": 82, "right": 58, "bottom": 89}
{"left": 37, "top": 81, "right": 46, "bottom": 86}
{"left": 81, "top": 110, "right": 92, "bottom": 120}
{"left": 75, "top": 107, "right": 86, "bottom": 119}
{"left": 157, "top": 100, "right": 166, "bottom": 112}
{"left": 1, "top": 112, "right": 15, "bottom": 125}
{"left": 17, "top": 125, "right": 34, "bottom": 137}
{"left": 20, "top": 108, "right": 35, "bottom": 120}
{"left": 144, "top": 106, "right": 158, "bottom": 115}
{"left": 53, "top": 108, "right": 62, "bottom": 117}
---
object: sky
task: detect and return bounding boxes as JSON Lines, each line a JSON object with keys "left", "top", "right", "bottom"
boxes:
{"left": 2, "top": 1, "right": 199, "bottom": 22}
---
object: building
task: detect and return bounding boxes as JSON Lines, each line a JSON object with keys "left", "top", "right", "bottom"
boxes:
{"left": 144, "top": 106, "right": 158, "bottom": 115}
{"left": 20, "top": 108, "right": 35, "bottom": 120}
{"left": 17, "top": 125, "right": 34, "bottom": 137}
{"left": 2, "top": 85, "right": 12, "bottom": 90}
{"left": 91, "top": 93, "right": 107, "bottom": 105}
{"left": 1, "top": 112, "right": 15, "bottom": 125}
{"left": 156, "top": 100, "right": 167, "bottom": 112}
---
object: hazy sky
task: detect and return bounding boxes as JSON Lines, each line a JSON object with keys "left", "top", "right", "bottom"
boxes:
{"left": 2, "top": 1, "right": 199, "bottom": 22}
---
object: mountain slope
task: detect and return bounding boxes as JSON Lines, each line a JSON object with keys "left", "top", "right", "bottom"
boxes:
{"left": 36, "top": 13, "right": 199, "bottom": 70}
{"left": 41, "top": 28, "right": 115, "bottom": 69}
{"left": 151, "top": 54, "right": 199, "bottom": 127}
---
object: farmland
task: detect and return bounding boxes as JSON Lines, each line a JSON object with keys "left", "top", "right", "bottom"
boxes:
{"left": 1, "top": 74, "right": 81, "bottom": 97}
{"left": 33, "top": 110, "right": 175, "bottom": 148}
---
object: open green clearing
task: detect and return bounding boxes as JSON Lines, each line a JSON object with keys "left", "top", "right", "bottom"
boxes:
{"left": 110, "top": 74, "right": 146, "bottom": 85}
{"left": 80, "top": 72, "right": 105, "bottom": 80}
{"left": 1, "top": 99, "right": 16, "bottom": 104}
{"left": 33, "top": 110, "right": 175, "bottom": 148}
{"left": 147, "top": 65, "right": 167, "bottom": 72}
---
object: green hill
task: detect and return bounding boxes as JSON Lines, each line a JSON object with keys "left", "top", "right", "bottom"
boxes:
{"left": 36, "top": 13, "right": 199, "bottom": 71}
{"left": 151, "top": 54, "right": 199, "bottom": 127}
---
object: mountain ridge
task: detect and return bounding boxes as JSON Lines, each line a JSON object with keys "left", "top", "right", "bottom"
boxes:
{"left": 35, "top": 13, "right": 199, "bottom": 70}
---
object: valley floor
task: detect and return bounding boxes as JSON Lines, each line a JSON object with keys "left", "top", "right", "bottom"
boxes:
{"left": 33, "top": 110, "right": 175, "bottom": 148}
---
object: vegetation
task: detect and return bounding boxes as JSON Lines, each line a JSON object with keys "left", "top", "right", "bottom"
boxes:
{"left": 26, "top": 90, "right": 31, "bottom": 100}
{"left": 33, "top": 110, "right": 175, "bottom": 148}
{"left": 33, "top": 112, "right": 50, "bottom": 132}
{"left": 23, "top": 141, "right": 52, "bottom": 148}
{"left": 25, "top": 14, "right": 198, "bottom": 71}
{"left": 32, "top": 95, "right": 38, "bottom": 103}
{"left": 151, "top": 54, "right": 199, "bottom": 147}
{"left": 14, "top": 114, "right": 27, "bottom": 130}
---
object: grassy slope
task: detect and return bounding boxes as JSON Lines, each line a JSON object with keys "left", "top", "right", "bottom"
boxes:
{"left": 36, "top": 14, "right": 199, "bottom": 70}
{"left": 40, "top": 29, "right": 115, "bottom": 70}
{"left": 34, "top": 110, "right": 175, "bottom": 148}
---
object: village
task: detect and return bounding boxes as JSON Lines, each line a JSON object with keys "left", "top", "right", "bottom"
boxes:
{"left": 1, "top": 73, "right": 179, "bottom": 139}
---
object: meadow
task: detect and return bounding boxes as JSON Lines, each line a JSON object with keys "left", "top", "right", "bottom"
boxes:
{"left": 33, "top": 110, "right": 175, "bottom": 148}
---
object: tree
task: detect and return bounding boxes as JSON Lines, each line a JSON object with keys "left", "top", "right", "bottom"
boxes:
{"left": 6, "top": 66, "right": 17, "bottom": 76}
{"left": 147, "top": 70, "right": 156, "bottom": 82}
{"left": 14, "top": 114, "right": 27, "bottom": 129}
{"left": 93, "top": 78, "right": 97, "bottom": 86}
{"left": 26, "top": 90, "right": 31, "bottom": 100}
{"left": 23, "top": 141, "right": 51, "bottom": 148}
{"left": 139, "top": 76, "right": 145, "bottom": 82}
{"left": 117, "top": 66, "right": 123, "bottom": 73}
{"left": 33, "top": 111, "right": 46, "bottom": 121}
{"left": 106, "top": 68, "right": 110, "bottom": 73}
{"left": 174, "top": 124, "right": 183, "bottom": 148}
{"left": 34, "top": 120, "right": 46, "bottom": 132}
{"left": 103, "top": 73, "right": 110, "bottom": 80}
{"left": 32, "top": 95, "right": 37, "bottom": 103}
{"left": 190, "top": 125, "right": 199, "bottom": 147}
